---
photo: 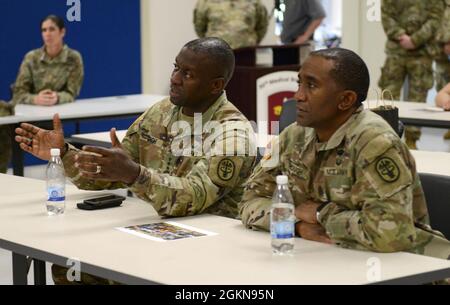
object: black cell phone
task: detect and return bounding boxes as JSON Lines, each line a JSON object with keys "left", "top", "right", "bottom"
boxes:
{"left": 77, "top": 194, "right": 126, "bottom": 210}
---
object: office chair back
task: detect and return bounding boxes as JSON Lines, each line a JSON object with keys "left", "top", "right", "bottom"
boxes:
{"left": 279, "top": 99, "right": 297, "bottom": 133}
{"left": 419, "top": 173, "right": 450, "bottom": 239}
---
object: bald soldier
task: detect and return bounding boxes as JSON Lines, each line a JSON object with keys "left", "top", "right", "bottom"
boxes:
{"left": 240, "top": 48, "right": 450, "bottom": 263}
{"left": 16, "top": 38, "right": 255, "bottom": 284}
{"left": 194, "top": 0, "right": 268, "bottom": 49}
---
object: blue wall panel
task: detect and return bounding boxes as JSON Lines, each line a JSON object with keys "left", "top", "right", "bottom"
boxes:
{"left": 0, "top": 0, "right": 142, "bottom": 166}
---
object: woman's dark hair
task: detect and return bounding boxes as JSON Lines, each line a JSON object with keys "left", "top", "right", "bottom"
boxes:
{"left": 40, "top": 15, "right": 65, "bottom": 30}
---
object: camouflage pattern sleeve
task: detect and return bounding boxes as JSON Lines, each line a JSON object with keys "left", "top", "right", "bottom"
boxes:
{"left": 381, "top": 0, "right": 406, "bottom": 41}
{"left": 239, "top": 135, "right": 283, "bottom": 231}
{"left": 62, "top": 143, "right": 127, "bottom": 190}
{"left": 255, "top": 0, "right": 269, "bottom": 43}
{"left": 410, "top": 0, "right": 444, "bottom": 48}
{"left": 317, "top": 134, "right": 418, "bottom": 253}
{"left": 193, "top": 0, "right": 208, "bottom": 38}
{"left": 128, "top": 127, "right": 255, "bottom": 217}
{"left": 61, "top": 112, "right": 145, "bottom": 190}
{"left": 12, "top": 53, "right": 36, "bottom": 105}
{"left": 57, "top": 51, "right": 84, "bottom": 104}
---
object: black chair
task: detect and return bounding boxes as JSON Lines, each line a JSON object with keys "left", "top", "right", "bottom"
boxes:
{"left": 419, "top": 173, "right": 450, "bottom": 239}
{"left": 398, "top": 121, "right": 405, "bottom": 138}
{"left": 279, "top": 99, "right": 297, "bottom": 133}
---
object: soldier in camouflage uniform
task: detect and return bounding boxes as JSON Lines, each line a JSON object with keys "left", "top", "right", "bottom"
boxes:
{"left": 0, "top": 15, "right": 83, "bottom": 174}
{"left": 240, "top": 49, "right": 450, "bottom": 265}
{"left": 194, "top": 0, "right": 269, "bottom": 49}
{"left": 435, "top": 0, "right": 450, "bottom": 139}
{"left": 16, "top": 38, "right": 255, "bottom": 284}
{"left": 12, "top": 44, "right": 84, "bottom": 105}
{"left": 378, "top": 0, "right": 444, "bottom": 149}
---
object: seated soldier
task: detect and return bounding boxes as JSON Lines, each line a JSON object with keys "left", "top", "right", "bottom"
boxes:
{"left": 15, "top": 38, "right": 255, "bottom": 284}
{"left": 240, "top": 48, "right": 450, "bottom": 262}
{"left": 0, "top": 15, "right": 84, "bottom": 174}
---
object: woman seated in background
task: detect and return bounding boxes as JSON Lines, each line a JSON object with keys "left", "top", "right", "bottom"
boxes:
{"left": 0, "top": 15, "right": 84, "bottom": 174}
{"left": 12, "top": 14, "right": 84, "bottom": 105}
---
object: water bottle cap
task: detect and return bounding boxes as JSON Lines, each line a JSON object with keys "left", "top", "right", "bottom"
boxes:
{"left": 276, "top": 175, "right": 288, "bottom": 185}
{"left": 50, "top": 148, "right": 61, "bottom": 156}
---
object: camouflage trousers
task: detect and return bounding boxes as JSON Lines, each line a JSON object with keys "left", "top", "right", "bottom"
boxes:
{"left": 379, "top": 55, "right": 434, "bottom": 141}
{"left": 52, "top": 264, "right": 120, "bottom": 285}
{"left": 435, "top": 58, "right": 450, "bottom": 91}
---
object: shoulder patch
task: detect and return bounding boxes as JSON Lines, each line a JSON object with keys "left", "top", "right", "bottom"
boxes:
{"left": 375, "top": 157, "right": 400, "bottom": 183}
{"left": 217, "top": 158, "right": 235, "bottom": 181}
{"left": 209, "top": 157, "right": 244, "bottom": 188}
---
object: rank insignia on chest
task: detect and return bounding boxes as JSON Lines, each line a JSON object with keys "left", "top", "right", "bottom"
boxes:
{"left": 141, "top": 133, "right": 158, "bottom": 144}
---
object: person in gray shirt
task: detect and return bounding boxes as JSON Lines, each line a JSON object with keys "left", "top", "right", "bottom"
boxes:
{"left": 281, "top": 0, "right": 326, "bottom": 44}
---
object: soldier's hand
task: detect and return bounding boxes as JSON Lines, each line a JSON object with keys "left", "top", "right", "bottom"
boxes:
{"left": 15, "top": 113, "right": 66, "bottom": 161}
{"left": 443, "top": 100, "right": 450, "bottom": 111}
{"left": 34, "top": 90, "right": 58, "bottom": 106}
{"left": 296, "top": 222, "right": 332, "bottom": 244}
{"left": 295, "top": 200, "right": 322, "bottom": 224}
{"left": 399, "top": 35, "right": 415, "bottom": 50}
{"left": 74, "top": 128, "right": 140, "bottom": 184}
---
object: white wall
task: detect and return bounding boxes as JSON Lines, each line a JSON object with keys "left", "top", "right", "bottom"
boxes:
{"left": 341, "top": 0, "right": 386, "bottom": 100}
{"left": 141, "top": 0, "right": 197, "bottom": 95}
{"left": 140, "top": 0, "right": 278, "bottom": 95}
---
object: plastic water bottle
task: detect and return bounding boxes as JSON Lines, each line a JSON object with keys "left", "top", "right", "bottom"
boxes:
{"left": 46, "top": 148, "right": 66, "bottom": 215}
{"left": 271, "top": 175, "right": 295, "bottom": 255}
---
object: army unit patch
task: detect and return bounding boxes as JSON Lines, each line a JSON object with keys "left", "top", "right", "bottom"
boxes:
{"left": 217, "top": 158, "right": 235, "bottom": 181}
{"left": 375, "top": 157, "right": 400, "bottom": 183}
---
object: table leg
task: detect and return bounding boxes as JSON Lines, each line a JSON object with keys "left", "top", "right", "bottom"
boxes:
{"left": 12, "top": 125, "right": 24, "bottom": 176}
{"left": 33, "top": 259, "right": 46, "bottom": 285}
{"left": 12, "top": 253, "right": 28, "bottom": 285}
{"left": 75, "top": 121, "right": 81, "bottom": 134}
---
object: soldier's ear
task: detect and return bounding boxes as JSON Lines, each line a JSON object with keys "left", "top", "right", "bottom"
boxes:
{"left": 338, "top": 91, "right": 358, "bottom": 111}
{"left": 61, "top": 28, "right": 66, "bottom": 39}
{"left": 210, "top": 78, "right": 225, "bottom": 95}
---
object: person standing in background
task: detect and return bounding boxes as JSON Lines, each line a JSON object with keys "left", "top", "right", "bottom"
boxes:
{"left": 378, "top": 0, "right": 444, "bottom": 150}
{"left": 434, "top": 0, "right": 450, "bottom": 139}
{"left": 194, "top": 0, "right": 269, "bottom": 49}
{"left": 280, "top": 0, "right": 326, "bottom": 45}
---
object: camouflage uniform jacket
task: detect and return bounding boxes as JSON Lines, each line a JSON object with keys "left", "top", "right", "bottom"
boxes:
{"left": 381, "top": 0, "right": 444, "bottom": 57}
{"left": 194, "top": 0, "right": 269, "bottom": 49}
{"left": 12, "top": 45, "right": 84, "bottom": 105}
{"left": 437, "top": 0, "right": 450, "bottom": 44}
{"left": 63, "top": 93, "right": 255, "bottom": 218}
{"left": 240, "top": 107, "right": 450, "bottom": 259}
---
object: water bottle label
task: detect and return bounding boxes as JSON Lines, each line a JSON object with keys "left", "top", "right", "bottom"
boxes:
{"left": 271, "top": 221, "right": 294, "bottom": 239}
{"left": 48, "top": 188, "right": 65, "bottom": 202}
